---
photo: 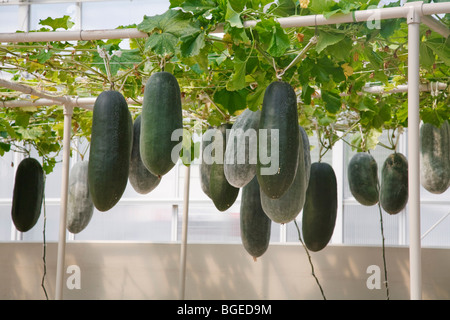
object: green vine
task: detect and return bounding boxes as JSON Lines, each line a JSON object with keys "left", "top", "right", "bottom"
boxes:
{"left": 0, "top": 0, "right": 448, "bottom": 172}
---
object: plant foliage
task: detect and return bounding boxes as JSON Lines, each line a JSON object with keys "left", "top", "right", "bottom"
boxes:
{"left": 0, "top": 0, "right": 449, "bottom": 172}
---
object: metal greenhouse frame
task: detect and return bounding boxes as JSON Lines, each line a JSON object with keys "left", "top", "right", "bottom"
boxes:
{"left": 0, "top": 1, "right": 449, "bottom": 300}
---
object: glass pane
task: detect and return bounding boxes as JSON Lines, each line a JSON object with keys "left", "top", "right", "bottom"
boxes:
{"left": 81, "top": 0, "right": 169, "bottom": 30}
{"left": 0, "top": 152, "right": 16, "bottom": 199}
{"left": 0, "top": 6, "right": 19, "bottom": 32}
{"left": 30, "top": 3, "right": 78, "bottom": 30}
{"left": 0, "top": 204, "right": 13, "bottom": 241}
{"left": 342, "top": 203, "right": 402, "bottom": 246}
{"left": 285, "top": 216, "right": 302, "bottom": 243}
{"left": 418, "top": 204, "right": 450, "bottom": 248}
{"left": 72, "top": 203, "right": 173, "bottom": 241}
{"left": 178, "top": 203, "right": 241, "bottom": 243}
{"left": 21, "top": 202, "right": 60, "bottom": 242}
{"left": 177, "top": 203, "right": 281, "bottom": 244}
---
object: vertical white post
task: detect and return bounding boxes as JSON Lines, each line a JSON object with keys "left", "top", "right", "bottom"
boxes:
{"left": 406, "top": 2, "right": 422, "bottom": 300}
{"left": 18, "top": 0, "right": 30, "bottom": 32}
{"left": 179, "top": 164, "right": 191, "bottom": 300}
{"left": 331, "top": 135, "right": 344, "bottom": 244}
{"left": 55, "top": 104, "right": 73, "bottom": 300}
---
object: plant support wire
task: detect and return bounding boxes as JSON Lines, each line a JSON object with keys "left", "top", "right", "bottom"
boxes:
{"left": 0, "top": 1, "right": 449, "bottom": 300}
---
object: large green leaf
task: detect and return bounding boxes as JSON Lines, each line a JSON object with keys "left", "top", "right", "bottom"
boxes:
{"left": 254, "top": 17, "right": 290, "bottom": 57}
{"left": 39, "top": 15, "right": 75, "bottom": 30}
{"left": 316, "top": 30, "right": 345, "bottom": 54}
{"left": 225, "top": 0, "right": 243, "bottom": 28}
{"left": 180, "top": 30, "right": 206, "bottom": 58}
{"left": 226, "top": 59, "right": 247, "bottom": 91}
{"left": 213, "top": 88, "right": 248, "bottom": 114}
{"left": 138, "top": 9, "right": 201, "bottom": 56}
{"left": 312, "top": 56, "right": 346, "bottom": 84}
{"left": 170, "top": 0, "right": 217, "bottom": 14}
{"left": 321, "top": 90, "right": 341, "bottom": 114}
{"left": 92, "top": 47, "right": 141, "bottom": 76}
{"left": 425, "top": 38, "right": 450, "bottom": 66}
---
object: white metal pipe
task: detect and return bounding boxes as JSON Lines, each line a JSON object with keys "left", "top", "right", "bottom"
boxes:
{"left": 1, "top": 2, "right": 449, "bottom": 43}
{"left": 421, "top": 211, "right": 450, "bottom": 240}
{"left": 422, "top": 15, "right": 450, "bottom": 38}
{"left": 422, "top": 2, "right": 450, "bottom": 16}
{"left": 179, "top": 164, "right": 191, "bottom": 300}
{"left": 54, "top": 104, "right": 73, "bottom": 300}
{"left": 244, "top": 6, "right": 409, "bottom": 29}
{"left": 406, "top": 2, "right": 422, "bottom": 301}
{"left": 2, "top": 82, "right": 447, "bottom": 109}
{"left": 0, "top": 28, "right": 147, "bottom": 43}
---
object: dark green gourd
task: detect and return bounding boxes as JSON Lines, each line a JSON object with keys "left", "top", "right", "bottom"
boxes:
{"left": 380, "top": 152, "right": 408, "bottom": 215}
{"left": 257, "top": 81, "right": 299, "bottom": 199}
{"left": 11, "top": 157, "right": 45, "bottom": 232}
{"left": 88, "top": 90, "right": 132, "bottom": 212}
{"left": 420, "top": 120, "right": 450, "bottom": 194}
{"left": 67, "top": 160, "right": 94, "bottom": 234}
{"left": 302, "top": 162, "right": 338, "bottom": 252}
{"left": 129, "top": 115, "right": 161, "bottom": 194}
{"left": 260, "top": 126, "right": 309, "bottom": 224}
{"left": 240, "top": 176, "right": 271, "bottom": 260}
{"left": 140, "top": 71, "right": 183, "bottom": 177}
{"left": 347, "top": 152, "right": 379, "bottom": 206}
{"left": 224, "top": 108, "right": 261, "bottom": 188}
{"left": 208, "top": 124, "right": 240, "bottom": 211}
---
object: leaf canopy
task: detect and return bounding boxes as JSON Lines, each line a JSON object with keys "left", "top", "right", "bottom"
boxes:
{"left": 0, "top": 0, "right": 449, "bottom": 171}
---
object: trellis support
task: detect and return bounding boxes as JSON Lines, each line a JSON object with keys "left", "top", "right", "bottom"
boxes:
{"left": 406, "top": 1, "right": 423, "bottom": 301}
{"left": 55, "top": 103, "right": 73, "bottom": 300}
{"left": 179, "top": 164, "right": 191, "bottom": 300}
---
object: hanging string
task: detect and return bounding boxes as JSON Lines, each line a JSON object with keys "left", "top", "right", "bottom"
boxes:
{"left": 276, "top": 35, "right": 318, "bottom": 80}
{"left": 373, "top": 162, "right": 390, "bottom": 300}
{"left": 41, "top": 172, "right": 49, "bottom": 300}
{"left": 294, "top": 220, "right": 327, "bottom": 300}
{"left": 97, "top": 46, "right": 115, "bottom": 91}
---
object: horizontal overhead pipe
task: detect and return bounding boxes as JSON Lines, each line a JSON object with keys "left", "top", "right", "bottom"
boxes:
{"left": 1, "top": 82, "right": 447, "bottom": 109}
{"left": 0, "top": 28, "right": 147, "bottom": 43}
{"left": 0, "top": 2, "right": 449, "bottom": 43}
{"left": 421, "top": 15, "right": 450, "bottom": 38}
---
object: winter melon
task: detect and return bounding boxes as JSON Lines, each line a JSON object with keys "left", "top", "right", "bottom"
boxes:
{"left": 380, "top": 152, "right": 408, "bottom": 215}
{"left": 302, "top": 162, "right": 338, "bottom": 252}
{"left": 11, "top": 157, "right": 45, "bottom": 232}
{"left": 199, "top": 126, "right": 215, "bottom": 199}
{"left": 224, "top": 108, "right": 261, "bottom": 188}
{"left": 257, "top": 81, "right": 299, "bottom": 199}
{"left": 347, "top": 152, "right": 379, "bottom": 206}
{"left": 208, "top": 124, "right": 240, "bottom": 211}
{"left": 240, "top": 176, "right": 271, "bottom": 260}
{"left": 88, "top": 90, "right": 133, "bottom": 212}
{"left": 129, "top": 115, "right": 161, "bottom": 194}
{"left": 140, "top": 71, "right": 183, "bottom": 176}
{"left": 67, "top": 161, "right": 94, "bottom": 234}
{"left": 260, "top": 126, "right": 309, "bottom": 224}
{"left": 420, "top": 120, "right": 450, "bottom": 194}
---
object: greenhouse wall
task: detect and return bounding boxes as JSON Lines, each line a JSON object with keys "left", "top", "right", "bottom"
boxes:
{"left": 1, "top": 242, "right": 450, "bottom": 300}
